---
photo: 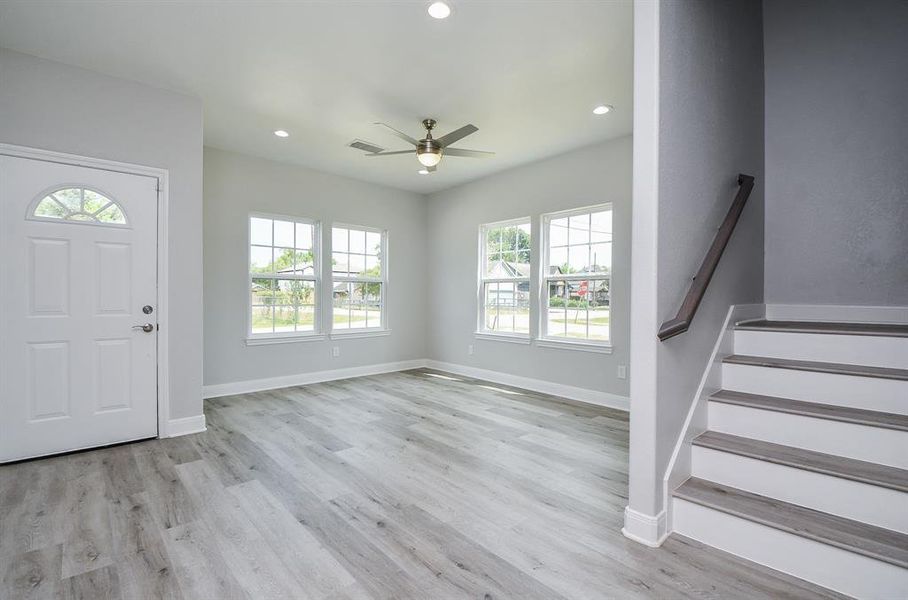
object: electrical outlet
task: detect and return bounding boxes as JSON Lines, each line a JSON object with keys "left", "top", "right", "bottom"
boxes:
{"left": 332, "top": 346, "right": 340, "bottom": 358}
{"left": 468, "top": 344, "right": 474, "bottom": 356}
{"left": 617, "top": 365, "right": 627, "bottom": 379}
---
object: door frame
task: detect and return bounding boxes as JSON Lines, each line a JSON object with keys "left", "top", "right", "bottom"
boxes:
{"left": 0, "top": 142, "right": 171, "bottom": 439}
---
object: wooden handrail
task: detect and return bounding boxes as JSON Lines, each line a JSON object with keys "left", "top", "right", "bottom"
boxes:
{"left": 658, "top": 174, "right": 755, "bottom": 341}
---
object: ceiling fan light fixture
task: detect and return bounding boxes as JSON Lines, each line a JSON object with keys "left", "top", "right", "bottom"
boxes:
{"left": 427, "top": 1, "right": 451, "bottom": 19}
{"left": 416, "top": 136, "right": 443, "bottom": 166}
{"left": 417, "top": 150, "right": 442, "bottom": 167}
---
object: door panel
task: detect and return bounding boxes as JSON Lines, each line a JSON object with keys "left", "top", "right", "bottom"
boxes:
{"left": 29, "top": 237, "right": 70, "bottom": 314}
{"left": 95, "top": 241, "right": 132, "bottom": 314}
{"left": 27, "top": 341, "right": 71, "bottom": 420}
{"left": 0, "top": 155, "right": 158, "bottom": 462}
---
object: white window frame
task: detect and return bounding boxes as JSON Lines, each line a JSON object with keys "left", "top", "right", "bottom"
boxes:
{"left": 330, "top": 223, "right": 389, "bottom": 338}
{"left": 538, "top": 203, "right": 613, "bottom": 352}
{"left": 246, "top": 212, "right": 324, "bottom": 345}
{"left": 476, "top": 217, "right": 532, "bottom": 342}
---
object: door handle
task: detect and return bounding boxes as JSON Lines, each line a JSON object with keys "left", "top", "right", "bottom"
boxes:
{"left": 132, "top": 323, "right": 155, "bottom": 333}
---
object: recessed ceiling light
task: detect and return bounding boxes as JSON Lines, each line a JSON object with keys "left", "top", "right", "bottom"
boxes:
{"left": 427, "top": 1, "right": 451, "bottom": 19}
{"left": 273, "top": 130, "right": 290, "bottom": 138}
{"left": 418, "top": 169, "right": 430, "bottom": 175}
{"left": 592, "top": 105, "right": 613, "bottom": 115}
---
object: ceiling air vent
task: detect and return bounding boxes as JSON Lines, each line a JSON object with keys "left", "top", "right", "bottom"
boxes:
{"left": 348, "top": 139, "right": 385, "bottom": 154}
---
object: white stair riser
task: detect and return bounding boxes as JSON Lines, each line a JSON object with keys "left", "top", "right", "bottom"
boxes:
{"left": 734, "top": 330, "right": 908, "bottom": 369}
{"left": 708, "top": 401, "right": 908, "bottom": 469}
{"left": 722, "top": 363, "right": 908, "bottom": 415}
{"left": 691, "top": 446, "right": 908, "bottom": 534}
{"left": 672, "top": 498, "right": 908, "bottom": 599}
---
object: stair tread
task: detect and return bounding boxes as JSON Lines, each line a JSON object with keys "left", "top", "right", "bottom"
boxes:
{"left": 693, "top": 431, "right": 908, "bottom": 493}
{"left": 674, "top": 477, "right": 908, "bottom": 569}
{"left": 735, "top": 319, "right": 908, "bottom": 338}
{"left": 723, "top": 354, "right": 908, "bottom": 381}
{"left": 710, "top": 389, "right": 908, "bottom": 431}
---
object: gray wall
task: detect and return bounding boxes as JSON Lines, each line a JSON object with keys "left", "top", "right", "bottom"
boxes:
{"left": 763, "top": 0, "right": 908, "bottom": 306}
{"left": 0, "top": 49, "right": 204, "bottom": 421}
{"left": 425, "top": 137, "right": 632, "bottom": 397}
{"left": 203, "top": 148, "right": 428, "bottom": 386}
{"left": 652, "top": 0, "right": 764, "bottom": 515}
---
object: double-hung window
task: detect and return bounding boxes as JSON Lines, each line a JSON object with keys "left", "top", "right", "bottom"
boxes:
{"left": 249, "top": 215, "right": 319, "bottom": 338}
{"left": 479, "top": 219, "right": 532, "bottom": 336}
{"left": 332, "top": 225, "right": 386, "bottom": 331}
{"left": 541, "top": 205, "right": 612, "bottom": 344}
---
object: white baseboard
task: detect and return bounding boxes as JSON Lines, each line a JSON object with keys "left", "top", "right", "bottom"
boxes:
{"left": 203, "top": 358, "right": 627, "bottom": 412}
{"left": 162, "top": 414, "right": 207, "bottom": 438}
{"left": 765, "top": 303, "right": 908, "bottom": 324}
{"left": 622, "top": 506, "right": 668, "bottom": 547}
{"left": 424, "top": 360, "right": 629, "bottom": 411}
{"left": 203, "top": 359, "right": 429, "bottom": 399}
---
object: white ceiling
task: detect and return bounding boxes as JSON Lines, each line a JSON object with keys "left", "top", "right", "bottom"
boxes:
{"left": 0, "top": 1, "right": 633, "bottom": 194}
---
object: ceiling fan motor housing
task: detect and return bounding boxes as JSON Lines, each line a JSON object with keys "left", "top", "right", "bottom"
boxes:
{"left": 417, "top": 120, "right": 443, "bottom": 166}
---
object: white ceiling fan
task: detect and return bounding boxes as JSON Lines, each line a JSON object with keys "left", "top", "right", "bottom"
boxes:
{"left": 349, "top": 119, "right": 495, "bottom": 172}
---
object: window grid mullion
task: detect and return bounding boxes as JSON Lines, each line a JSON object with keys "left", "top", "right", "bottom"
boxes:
{"left": 250, "top": 215, "right": 320, "bottom": 337}
{"left": 540, "top": 206, "right": 612, "bottom": 344}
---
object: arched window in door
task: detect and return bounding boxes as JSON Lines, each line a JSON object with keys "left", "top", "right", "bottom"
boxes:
{"left": 29, "top": 186, "right": 128, "bottom": 225}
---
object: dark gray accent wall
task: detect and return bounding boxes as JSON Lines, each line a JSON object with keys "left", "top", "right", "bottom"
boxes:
{"left": 763, "top": 0, "right": 908, "bottom": 306}
{"left": 655, "top": 0, "right": 765, "bottom": 496}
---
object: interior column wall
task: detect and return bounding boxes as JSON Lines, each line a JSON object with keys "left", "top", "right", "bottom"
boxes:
{"left": 625, "top": 0, "right": 765, "bottom": 540}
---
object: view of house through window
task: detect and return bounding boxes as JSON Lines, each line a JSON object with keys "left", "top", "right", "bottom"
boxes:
{"left": 332, "top": 225, "right": 385, "bottom": 330}
{"left": 479, "top": 219, "right": 532, "bottom": 335}
{"left": 543, "top": 206, "right": 611, "bottom": 342}
{"left": 249, "top": 215, "right": 319, "bottom": 336}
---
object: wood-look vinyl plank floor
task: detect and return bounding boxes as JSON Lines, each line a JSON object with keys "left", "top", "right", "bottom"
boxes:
{"left": 0, "top": 368, "right": 848, "bottom": 599}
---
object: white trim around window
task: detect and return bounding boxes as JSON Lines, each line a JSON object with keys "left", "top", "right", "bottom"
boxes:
{"left": 246, "top": 212, "right": 323, "bottom": 344}
{"left": 330, "top": 223, "right": 389, "bottom": 338}
{"left": 477, "top": 217, "right": 532, "bottom": 339}
{"left": 539, "top": 204, "right": 613, "bottom": 349}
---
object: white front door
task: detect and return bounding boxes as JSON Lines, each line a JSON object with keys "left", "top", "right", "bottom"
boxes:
{"left": 0, "top": 154, "right": 159, "bottom": 462}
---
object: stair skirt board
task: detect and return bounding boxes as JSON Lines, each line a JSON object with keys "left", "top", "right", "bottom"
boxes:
{"left": 721, "top": 363, "right": 908, "bottom": 414}
{"left": 733, "top": 330, "right": 908, "bottom": 370}
{"left": 707, "top": 401, "right": 908, "bottom": 469}
{"left": 672, "top": 498, "right": 908, "bottom": 600}
{"left": 691, "top": 446, "right": 908, "bottom": 534}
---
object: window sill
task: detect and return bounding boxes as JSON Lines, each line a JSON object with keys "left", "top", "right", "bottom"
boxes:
{"left": 330, "top": 328, "right": 391, "bottom": 340}
{"left": 474, "top": 331, "right": 532, "bottom": 345}
{"left": 535, "top": 338, "right": 613, "bottom": 354}
{"left": 245, "top": 333, "right": 326, "bottom": 346}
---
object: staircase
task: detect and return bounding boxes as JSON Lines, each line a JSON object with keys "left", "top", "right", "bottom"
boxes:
{"left": 671, "top": 319, "right": 908, "bottom": 599}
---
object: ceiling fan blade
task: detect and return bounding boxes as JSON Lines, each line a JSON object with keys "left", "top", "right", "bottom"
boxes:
{"left": 436, "top": 124, "right": 478, "bottom": 147}
{"left": 365, "top": 150, "right": 413, "bottom": 157}
{"left": 374, "top": 122, "right": 419, "bottom": 146}
{"left": 443, "top": 148, "right": 495, "bottom": 158}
